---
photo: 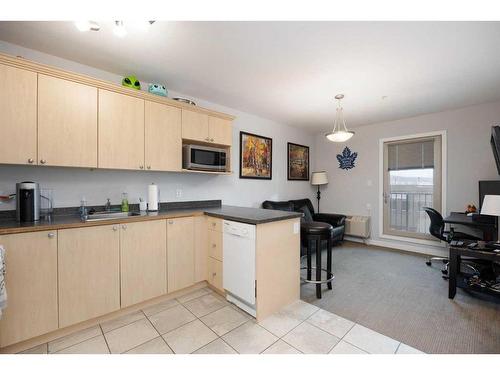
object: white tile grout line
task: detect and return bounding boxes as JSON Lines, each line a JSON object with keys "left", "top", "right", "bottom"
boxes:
{"left": 47, "top": 326, "right": 103, "bottom": 354}
{"left": 142, "top": 306, "right": 178, "bottom": 354}
{"left": 98, "top": 324, "right": 112, "bottom": 354}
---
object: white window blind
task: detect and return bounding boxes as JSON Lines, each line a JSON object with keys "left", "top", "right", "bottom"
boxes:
{"left": 387, "top": 138, "right": 435, "bottom": 171}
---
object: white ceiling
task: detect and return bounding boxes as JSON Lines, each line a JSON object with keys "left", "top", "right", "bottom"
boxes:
{"left": 1, "top": 21, "right": 500, "bottom": 131}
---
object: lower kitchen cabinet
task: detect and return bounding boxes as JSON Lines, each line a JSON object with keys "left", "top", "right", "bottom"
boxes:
{"left": 120, "top": 220, "right": 167, "bottom": 307}
{"left": 194, "top": 216, "right": 208, "bottom": 283}
{"left": 208, "top": 257, "right": 223, "bottom": 293}
{"left": 208, "top": 229, "right": 223, "bottom": 261}
{"left": 0, "top": 231, "right": 58, "bottom": 347}
{"left": 58, "top": 225, "right": 120, "bottom": 328}
{"left": 167, "top": 217, "right": 195, "bottom": 293}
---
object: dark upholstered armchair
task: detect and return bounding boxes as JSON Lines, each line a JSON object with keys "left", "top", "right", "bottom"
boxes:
{"left": 262, "top": 198, "right": 346, "bottom": 243}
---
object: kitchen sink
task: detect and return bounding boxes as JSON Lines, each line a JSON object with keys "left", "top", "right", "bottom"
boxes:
{"left": 84, "top": 211, "right": 142, "bottom": 222}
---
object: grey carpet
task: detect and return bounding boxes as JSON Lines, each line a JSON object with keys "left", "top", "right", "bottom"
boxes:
{"left": 300, "top": 241, "right": 500, "bottom": 354}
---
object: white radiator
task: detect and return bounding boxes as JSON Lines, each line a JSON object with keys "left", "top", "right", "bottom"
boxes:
{"left": 345, "top": 216, "right": 371, "bottom": 238}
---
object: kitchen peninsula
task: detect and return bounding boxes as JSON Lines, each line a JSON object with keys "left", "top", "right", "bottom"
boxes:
{"left": 0, "top": 200, "right": 301, "bottom": 353}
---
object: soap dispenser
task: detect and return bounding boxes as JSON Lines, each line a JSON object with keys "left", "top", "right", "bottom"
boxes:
{"left": 121, "top": 192, "right": 129, "bottom": 212}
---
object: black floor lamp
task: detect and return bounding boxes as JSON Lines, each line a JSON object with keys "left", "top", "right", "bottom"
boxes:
{"left": 311, "top": 171, "right": 328, "bottom": 213}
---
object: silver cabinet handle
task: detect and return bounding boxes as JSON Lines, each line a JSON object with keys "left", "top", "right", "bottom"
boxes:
{"left": 212, "top": 272, "right": 217, "bottom": 277}
{"left": 212, "top": 243, "right": 216, "bottom": 248}
{"left": 28, "top": 158, "right": 34, "bottom": 164}
{"left": 205, "top": 137, "right": 210, "bottom": 141}
{"left": 168, "top": 220, "right": 173, "bottom": 224}
{"left": 48, "top": 233, "right": 55, "bottom": 238}
{"left": 147, "top": 166, "right": 151, "bottom": 170}
{"left": 210, "top": 138, "right": 214, "bottom": 142}
{"left": 139, "top": 165, "right": 144, "bottom": 169}
{"left": 113, "top": 225, "right": 118, "bottom": 231}
{"left": 40, "top": 159, "right": 46, "bottom": 164}
{"left": 122, "top": 224, "right": 127, "bottom": 230}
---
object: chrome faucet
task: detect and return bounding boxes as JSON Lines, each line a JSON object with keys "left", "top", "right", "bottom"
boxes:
{"left": 105, "top": 198, "right": 112, "bottom": 212}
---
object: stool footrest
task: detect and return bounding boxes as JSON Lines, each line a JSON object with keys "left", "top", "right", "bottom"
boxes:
{"left": 300, "top": 266, "right": 335, "bottom": 284}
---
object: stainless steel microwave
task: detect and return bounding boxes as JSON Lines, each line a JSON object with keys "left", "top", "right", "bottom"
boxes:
{"left": 182, "top": 144, "right": 227, "bottom": 171}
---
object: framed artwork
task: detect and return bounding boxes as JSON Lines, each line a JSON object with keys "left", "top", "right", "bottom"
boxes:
{"left": 287, "top": 142, "right": 310, "bottom": 181}
{"left": 239, "top": 131, "right": 273, "bottom": 179}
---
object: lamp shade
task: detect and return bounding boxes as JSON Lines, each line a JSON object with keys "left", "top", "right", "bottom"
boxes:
{"left": 480, "top": 195, "right": 500, "bottom": 216}
{"left": 311, "top": 171, "right": 328, "bottom": 185}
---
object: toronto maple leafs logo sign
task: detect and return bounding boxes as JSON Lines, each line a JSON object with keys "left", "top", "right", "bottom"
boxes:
{"left": 336, "top": 147, "right": 357, "bottom": 170}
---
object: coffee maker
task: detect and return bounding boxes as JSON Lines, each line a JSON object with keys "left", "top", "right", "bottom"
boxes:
{"left": 16, "top": 181, "right": 40, "bottom": 222}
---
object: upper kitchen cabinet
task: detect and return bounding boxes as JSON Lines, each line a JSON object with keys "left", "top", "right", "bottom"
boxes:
{"left": 0, "top": 65, "right": 37, "bottom": 165}
{"left": 181, "top": 109, "right": 233, "bottom": 146}
{"left": 208, "top": 116, "right": 232, "bottom": 146}
{"left": 38, "top": 75, "right": 98, "bottom": 168}
{"left": 98, "top": 89, "right": 145, "bottom": 170}
{"left": 181, "top": 109, "right": 209, "bottom": 143}
{"left": 145, "top": 101, "right": 182, "bottom": 171}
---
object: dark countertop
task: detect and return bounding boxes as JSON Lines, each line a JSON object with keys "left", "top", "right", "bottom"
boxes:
{"left": 204, "top": 205, "right": 302, "bottom": 225}
{"left": 0, "top": 204, "right": 302, "bottom": 235}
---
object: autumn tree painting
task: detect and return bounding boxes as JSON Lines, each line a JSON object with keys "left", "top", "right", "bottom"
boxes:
{"left": 239, "top": 132, "right": 272, "bottom": 179}
{"left": 288, "top": 142, "right": 310, "bottom": 180}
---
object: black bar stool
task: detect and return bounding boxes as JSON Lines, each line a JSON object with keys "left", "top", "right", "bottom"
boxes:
{"left": 300, "top": 221, "right": 335, "bottom": 298}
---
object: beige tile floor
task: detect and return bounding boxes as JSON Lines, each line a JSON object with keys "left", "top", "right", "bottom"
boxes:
{"left": 19, "top": 287, "right": 425, "bottom": 354}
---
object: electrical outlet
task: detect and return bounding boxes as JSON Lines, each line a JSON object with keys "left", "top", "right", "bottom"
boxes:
{"left": 176, "top": 189, "right": 182, "bottom": 198}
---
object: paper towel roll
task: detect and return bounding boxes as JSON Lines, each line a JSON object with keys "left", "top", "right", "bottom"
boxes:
{"left": 148, "top": 183, "right": 159, "bottom": 211}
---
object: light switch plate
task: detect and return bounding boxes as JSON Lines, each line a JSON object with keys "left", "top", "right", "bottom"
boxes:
{"left": 293, "top": 222, "right": 300, "bottom": 234}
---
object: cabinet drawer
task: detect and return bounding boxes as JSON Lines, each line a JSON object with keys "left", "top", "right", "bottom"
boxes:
{"left": 208, "top": 257, "right": 223, "bottom": 292}
{"left": 207, "top": 217, "right": 222, "bottom": 232}
{"left": 208, "top": 229, "right": 223, "bottom": 261}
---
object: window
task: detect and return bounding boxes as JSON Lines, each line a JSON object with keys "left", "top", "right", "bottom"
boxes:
{"left": 382, "top": 134, "right": 443, "bottom": 240}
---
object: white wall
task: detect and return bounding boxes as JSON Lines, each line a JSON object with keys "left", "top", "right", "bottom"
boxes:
{"left": 315, "top": 101, "right": 500, "bottom": 255}
{"left": 0, "top": 41, "right": 316, "bottom": 210}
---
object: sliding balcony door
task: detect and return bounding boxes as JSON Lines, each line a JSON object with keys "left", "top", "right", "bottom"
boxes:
{"left": 382, "top": 134, "right": 442, "bottom": 240}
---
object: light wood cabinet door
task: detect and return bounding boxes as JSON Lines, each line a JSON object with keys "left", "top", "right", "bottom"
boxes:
{"left": 120, "top": 220, "right": 167, "bottom": 307}
{"left": 194, "top": 216, "right": 208, "bottom": 283}
{"left": 167, "top": 217, "right": 195, "bottom": 293}
{"left": 181, "top": 109, "right": 209, "bottom": 142}
{"left": 208, "top": 229, "right": 223, "bottom": 261}
{"left": 209, "top": 116, "right": 232, "bottom": 146}
{"left": 208, "top": 257, "right": 223, "bottom": 293}
{"left": 0, "top": 65, "right": 37, "bottom": 165}
{"left": 98, "top": 89, "right": 145, "bottom": 170}
{"left": 145, "top": 101, "right": 182, "bottom": 171}
{"left": 58, "top": 225, "right": 120, "bottom": 328}
{"left": 38, "top": 75, "right": 98, "bottom": 168}
{"left": 0, "top": 231, "right": 58, "bottom": 347}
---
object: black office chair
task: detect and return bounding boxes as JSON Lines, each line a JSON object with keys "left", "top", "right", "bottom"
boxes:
{"left": 423, "top": 207, "right": 481, "bottom": 276}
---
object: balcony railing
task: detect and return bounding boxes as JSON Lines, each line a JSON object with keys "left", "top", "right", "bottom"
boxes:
{"left": 389, "top": 191, "right": 433, "bottom": 234}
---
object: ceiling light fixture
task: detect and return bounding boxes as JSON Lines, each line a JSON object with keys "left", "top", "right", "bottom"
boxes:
{"left": 74, "top": 21, "right": 100, "bottom": 32}
{"left": 325, "top": 94, "right": 354, "bottom": 143}
{"left": 113, "top": 21, "right": 127, "bottom": 37}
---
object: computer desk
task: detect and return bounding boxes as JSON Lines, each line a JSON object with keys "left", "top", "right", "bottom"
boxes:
{"left": 443, "top": 212, "right": 497, "bottom": 241}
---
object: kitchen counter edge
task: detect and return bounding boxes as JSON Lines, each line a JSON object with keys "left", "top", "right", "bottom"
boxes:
{"left": 0, "top": 206, "right": 302, "bottom": 235}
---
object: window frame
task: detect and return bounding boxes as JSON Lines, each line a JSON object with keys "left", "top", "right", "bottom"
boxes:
{"left": 378, "top": 130, "right": 447, "bottom": 246}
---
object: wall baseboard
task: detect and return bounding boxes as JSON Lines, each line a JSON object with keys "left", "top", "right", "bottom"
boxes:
{"left": 344, "top": 235, "right": 447, "bottom": 257}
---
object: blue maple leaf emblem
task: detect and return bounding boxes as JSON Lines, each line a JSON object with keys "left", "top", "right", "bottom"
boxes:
{"left": 336, "top": 147, "right": 357, "bottom": 170}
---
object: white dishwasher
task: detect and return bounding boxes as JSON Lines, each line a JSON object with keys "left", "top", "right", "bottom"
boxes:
{"left": 222, "top": 220, "right": 257, "bottom": 317}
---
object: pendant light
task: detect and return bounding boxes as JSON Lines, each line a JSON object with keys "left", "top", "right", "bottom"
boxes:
{"left": 325, "top": 94, "right": 354, "bottom": 142}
